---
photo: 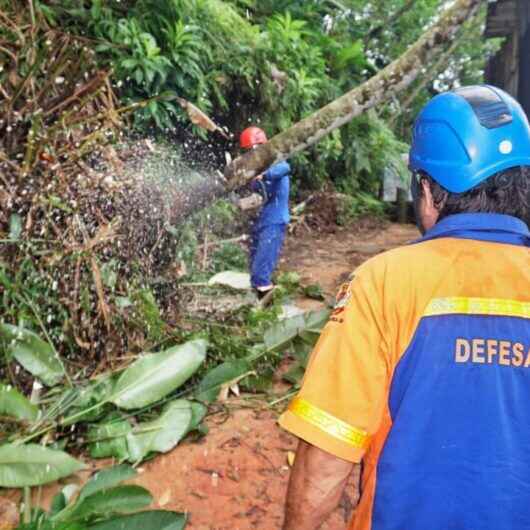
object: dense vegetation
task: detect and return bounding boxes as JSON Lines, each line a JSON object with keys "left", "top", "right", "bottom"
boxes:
{"left": 35, "top": 0, "right": 497, "bottom": 192}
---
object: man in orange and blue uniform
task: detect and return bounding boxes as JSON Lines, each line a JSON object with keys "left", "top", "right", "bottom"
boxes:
{"left": 280, "top": 85, "right": 530, "bottom": 530}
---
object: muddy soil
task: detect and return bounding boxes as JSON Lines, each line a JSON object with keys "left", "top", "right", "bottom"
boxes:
{"left": 6, "top": 221, "right": 419, "bottom": 530}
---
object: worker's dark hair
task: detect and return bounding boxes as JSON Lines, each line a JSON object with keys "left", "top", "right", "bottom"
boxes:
{"left": 416, "top": 165, "right": 530, "bottom": 226}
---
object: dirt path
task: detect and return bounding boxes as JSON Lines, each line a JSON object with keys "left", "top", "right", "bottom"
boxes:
{"left": 18, "top": 221, "right": 419, "bottom": 530}
{"left": 282, "top": 221, "right": 418, "bottom": 297}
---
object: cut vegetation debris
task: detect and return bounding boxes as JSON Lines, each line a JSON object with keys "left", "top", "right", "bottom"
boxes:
{"left": 0, "top": 304, "right": 329, "bottom": 489}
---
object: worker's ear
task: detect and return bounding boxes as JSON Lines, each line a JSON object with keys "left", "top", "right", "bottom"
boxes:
{"left": 422, "top": 178, "right": 447, "bottom": 212}
{"left": 421, "top": 178, "right": 435, "bottom": 210}
{"left": 416, "top": 178, "right": 441, "bottom": 233}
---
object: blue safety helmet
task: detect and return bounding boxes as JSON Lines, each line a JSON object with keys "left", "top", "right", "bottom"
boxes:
{"left": 409, "top": 85, "right": 530, "bottom": 193}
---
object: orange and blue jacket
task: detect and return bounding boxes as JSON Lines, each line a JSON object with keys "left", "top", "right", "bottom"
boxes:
{"left": 280, "top": 213, "right": 530, "bottom": 530}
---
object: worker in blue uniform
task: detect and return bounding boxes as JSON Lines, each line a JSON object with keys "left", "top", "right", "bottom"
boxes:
{"left": 239, "top": 126, "right": 291, "bottom": 299}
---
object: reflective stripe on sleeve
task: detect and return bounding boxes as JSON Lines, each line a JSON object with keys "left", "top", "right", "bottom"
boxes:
{"left": 288, "top": 397, "right": 370, "bottom": 449}
{"left": 425, "top": 297, "right": 530, "bottom": 319}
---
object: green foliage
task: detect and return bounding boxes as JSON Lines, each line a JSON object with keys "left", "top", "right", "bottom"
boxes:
{"left": 0, "top": 260, "right": 74, "bottom": 356}
{"left": 172, "top": 197, "right": 248, "bottom": 281}
{"left": 88, "top": 417, "right": 132, "bottom": 460}
{"left": 54, "top": 485, "right": 152, "bottom": 522}
{"left": 388, "top": 2, "right": 502, "bottom": 139}
{"left": 37, "top": 0, "right": 492, "bottom": 204}
{"left": 0, "top": 323, "right": 66, "bottom": 387}
{"left": 302, "top": 284, "right": 325, "bottom": 301}
{"left": 79, "top": 464, "right": 137, "bottom": 500}
{"left": 88, "top": 510, "right": 187, "bottom": 530}
{"left": 130, "top": 289, "right": 166, "bottom": 344}
{"left": 196, "top": 359, "right": 252, "bottom": 403}
{"left": 0, "top": 336, "right": 207, "bottom": 468}
{"left": 211, "top": 243, "right": 248, "bottom": 273}
{"left": 196, "top": 307, "right": 330, "bottom": 397}
{"left": 0, "top": 444, "right": 84, "bottom": 488}
{"left": 126, "top": 399, "right": 196, "bottom": 462}
{"left": 338, "top": 110, "right": 409, "bottom": 196}
{"left": 88, "top": 400, "right": 207, "bottom": 462}
{"left": 0, "top": 384, "right": 39, "bottom": 422}
{"left": 337, "top": 193, "right": 387, "bottom": 225}
{"left": 110, "top": 339, "right": 207, "bottom": 409}
{"left": 16, "top": 464, "right": 187, "bottom": 530}
{"left": 277, "top": 271, "right": 301, "bottom": 293}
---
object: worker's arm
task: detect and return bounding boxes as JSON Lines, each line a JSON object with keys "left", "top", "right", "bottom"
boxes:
{"left": 283, "top": 440, "right": 354, "bottom": 530}
{"left": 264, "top": 161, "right": 290, "bottom": 180}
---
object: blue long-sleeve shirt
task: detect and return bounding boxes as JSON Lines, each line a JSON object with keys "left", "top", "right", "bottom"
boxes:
{"left": 251, "top": 161, "right": 291, "bottom": 228}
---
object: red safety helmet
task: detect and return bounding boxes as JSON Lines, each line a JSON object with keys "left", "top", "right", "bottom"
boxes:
{"left": 240, "top": 126, "right": 267, "bottom": 149}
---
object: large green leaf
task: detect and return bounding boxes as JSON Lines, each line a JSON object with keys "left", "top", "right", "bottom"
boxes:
{"left": 0, "top": 443, "right": 84, "bottom": 487}
{"left": 88, "top": 510, "right": 187, "bottom": 530}
{"left": 111, "top": 340, "right": 207, "bottom": 410}
{"left": 88, "top": 419, "right": 132, "bottom": 460}
{"left": 196, "top": 359, "right": 251, "bottom": 403}
{"left": 79, "top": 464, "right": 137, "bottom": 501}
{"left": 126, "top": 400, "right": 193, "bottom": 463}
{"left": 263, "top": 309, "right": 330, "bottom": 351}
{"left": 0, "top": 323, "right": 65, "bottom": 386}
{"left": 0, "top": 383, "right": 39, "bottom": 421}
{"left": 54, "top": 485, "right": 152, "bottom": 522}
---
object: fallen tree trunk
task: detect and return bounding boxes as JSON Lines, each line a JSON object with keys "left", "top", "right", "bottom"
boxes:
{"left": 223, "top": 0, "right": 481, "bottom": 189}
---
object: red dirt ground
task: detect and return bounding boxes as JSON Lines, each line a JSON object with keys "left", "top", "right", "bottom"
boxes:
{"left": 5, "top": 221, "right": 419, "bottom": 530}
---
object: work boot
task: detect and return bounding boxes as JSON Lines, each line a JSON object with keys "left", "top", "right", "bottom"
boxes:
{"left": 254, "top": 286, "right": 275, "bottom": 306}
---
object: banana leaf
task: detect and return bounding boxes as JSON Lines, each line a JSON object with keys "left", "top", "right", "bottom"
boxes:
{"left": 79, "top": 464, "right": 137, "bottom": 501}
{"left": 0, "top": 383, "right": 39, "bottom": 421}
{"left": 263, "top": 309, "right": 330, "bottom": 351}
{"left": 0, "top": 324, "right": 65, "bottom": 386}
{"left": 196, "top": 359, "right": 252, "bottom": 403}
{"left": 52, "top": 486, "right": 152, "bottom": 523}
{"left": 126, "top": 400, "right": 193, "bottom": 463}
{"left": 88, "top": 419, "right": 132, "bottom": 460}
{"left": 110, "top": 340, "right": 207, "bottom": 410}
{"left": 0, "top": 443, "right": 84, "bottom": 487}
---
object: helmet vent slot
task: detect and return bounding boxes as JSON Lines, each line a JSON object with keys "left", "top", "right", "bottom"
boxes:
{"left": 455, "top": 86, "right": 513, "bottom": 129}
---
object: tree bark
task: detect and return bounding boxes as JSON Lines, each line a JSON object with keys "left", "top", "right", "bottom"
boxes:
{"left": 223, "top": 0, "right": 482, "bottom": 189}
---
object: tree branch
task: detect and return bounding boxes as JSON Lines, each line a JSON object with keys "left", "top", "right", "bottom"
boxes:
{"left": 224, "top": 0, "right": 481, "bottom": 189}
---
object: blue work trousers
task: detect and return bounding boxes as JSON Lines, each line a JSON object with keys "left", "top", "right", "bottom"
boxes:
{"left": 249, "top": 223, "right": 287, "bottom": 288}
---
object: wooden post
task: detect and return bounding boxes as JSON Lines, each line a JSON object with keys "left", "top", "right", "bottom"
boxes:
{"left": 517, "top": 0, "right": 530, "bottom": 116}
{"left": 396, "top": 188, "right": 409, "bottom": 224}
